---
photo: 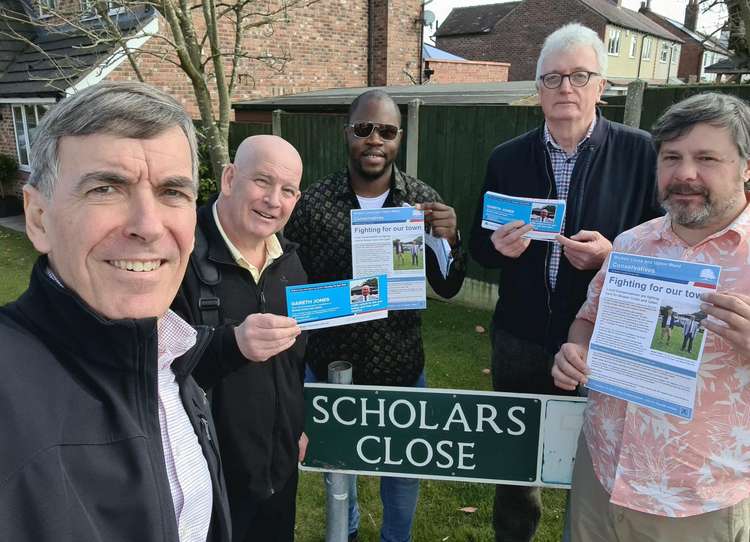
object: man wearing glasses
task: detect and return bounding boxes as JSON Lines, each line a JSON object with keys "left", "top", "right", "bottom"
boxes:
{"left": 469, "top": 23, "right": 660, "bottom": 542}
{"left": 285, "top": 89, "right": 466, "bottom": 542}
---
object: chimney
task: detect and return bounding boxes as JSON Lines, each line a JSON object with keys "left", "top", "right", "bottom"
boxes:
{"left": 685, "top": 0, "right": 699, "bottom": 31}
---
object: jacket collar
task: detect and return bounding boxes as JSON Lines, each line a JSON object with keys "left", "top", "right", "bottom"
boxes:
{"left": 12, "top": 256, "right": 161, "bottom": 372}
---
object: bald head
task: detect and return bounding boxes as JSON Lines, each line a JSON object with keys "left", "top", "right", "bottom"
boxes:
{"left": 217, "top": 135, "right": 303, "bottom": 250}
{"left": 234, "top": 134, "right": 303, "bottom": 179}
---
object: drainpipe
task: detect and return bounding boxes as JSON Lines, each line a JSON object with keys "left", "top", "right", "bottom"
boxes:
{"left": 367, "top": 0, "right": 375, "bottom": 86}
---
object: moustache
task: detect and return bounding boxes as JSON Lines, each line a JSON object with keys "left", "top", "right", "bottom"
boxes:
{"left": 664, "top": 183, "right": 709, "bottom": 198}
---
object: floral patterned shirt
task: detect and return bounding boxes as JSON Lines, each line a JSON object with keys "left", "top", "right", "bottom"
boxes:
{"left": 577, "top": 197, "right": 750, "bottom": 517}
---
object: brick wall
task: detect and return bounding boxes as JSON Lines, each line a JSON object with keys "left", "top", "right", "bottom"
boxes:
{"left": 425, "top": 59, "right": 509, "bottom": 84}
{"left": 104, "top": 0, "right": 422, "bottom": 118}
{"left": 0, "top": 106, "right": 26, "bottom": 197}
{"left": 0, "top": 106, "right": 17, "bottom": 157}
{"left": 385, "top": 0, "right": 423, "bottom": 85}
{"left": 437, "top": 0, "right": 605, "bottom": 81}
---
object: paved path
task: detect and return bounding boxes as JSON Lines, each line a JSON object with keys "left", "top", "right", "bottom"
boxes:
{"left": 0, "top": 214, "right": 25, "bottom": 233}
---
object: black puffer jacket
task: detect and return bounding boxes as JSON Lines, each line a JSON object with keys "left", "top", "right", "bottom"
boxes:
{"left": 172, "top": 199, "right": 307, "bottom": 502}
{"left": 0, "top": 257, "right": 231, "bottom": 542}
{"left": 470, "top": 114, "right": 661, "bottom": 354}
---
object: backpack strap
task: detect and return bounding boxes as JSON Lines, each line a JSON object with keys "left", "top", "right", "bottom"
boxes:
{"left": 191, "top": 226, "right": 222, "bottom": 327}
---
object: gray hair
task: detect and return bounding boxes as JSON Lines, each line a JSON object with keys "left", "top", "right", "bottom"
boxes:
{"left": 28, "top": 81, "right": 198, "bottom": 197}
{"left": 652, "top": 92, "right": 750, "bottom": 160}
{"left": 535, "top": 23, "right": 608, "bottom": 83}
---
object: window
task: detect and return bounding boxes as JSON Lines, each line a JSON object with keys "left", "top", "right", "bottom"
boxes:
{"left": 660, "top": 42, "right": 670, "bottom": 63}
{"left": 629, "top": 35, "right": 637, "bottom": 58}
{"left": 608, "top": 29, "right": 621, "bottom": 55}
{"left": 38, "top": 0, "right": 57, "bottom": 16}
{"left": 11, "top": 105, "right": 48, "bottom": 169}
{"left": 672, "top": 44, "right": 680, "bottom": 64}
{"left": 80, "top": 0, "right": 124, "bottom": 18}
{"left": 642, "top": 37, "right": 652, "bottom": 60}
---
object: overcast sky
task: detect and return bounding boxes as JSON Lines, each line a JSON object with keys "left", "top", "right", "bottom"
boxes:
{"left": 424, "top": 0, "right": 728, "bottom": 43}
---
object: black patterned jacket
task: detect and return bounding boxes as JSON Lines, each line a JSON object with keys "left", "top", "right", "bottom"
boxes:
{"left": 285, "top": 167, "right": 466, "bottom": 386}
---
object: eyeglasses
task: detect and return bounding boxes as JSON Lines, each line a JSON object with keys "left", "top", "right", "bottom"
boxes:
{"left": 539, "top": 71, "right": 600, "bottom": 89}
{"left": 348, "top": 122, "right": 402, "bottom": 141}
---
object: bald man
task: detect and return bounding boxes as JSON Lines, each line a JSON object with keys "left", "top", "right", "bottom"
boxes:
{"left": 173, "top": 135, "right": 307, "bottom": 542}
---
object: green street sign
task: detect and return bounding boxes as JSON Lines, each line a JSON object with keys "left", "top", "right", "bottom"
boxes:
{"left": 301, "top": 384, "right": 586, "bottom": 488}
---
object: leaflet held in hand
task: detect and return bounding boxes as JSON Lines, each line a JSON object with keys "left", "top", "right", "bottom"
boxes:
{"left": 481, "top": 191, "right": 565, "bottom": 241}
{"left": 286, "top": 275, "right": 388, "bottom": 330}
{"left": 585, "top": 252, "right": 721, "bottom": 420}
{"left": 351, "top": 207, "right": 426, "bottom": 310}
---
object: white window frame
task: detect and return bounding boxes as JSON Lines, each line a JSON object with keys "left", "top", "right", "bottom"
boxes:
{"left": 38, "top": 0, "right": 57, "bottom": 17}
{"left": 672, "top": 44, "right": 680, "bottom": 64}
{"left": 608, "top": 29, "right": 621, "bottom": 56}
{"left": 81, "top": 0, "right": 126, "bottom": 20}
{"left": 659, "top": 42, "right": 670, "bottom": 63}
{"left": 11, "top": 104, "right": 48, "bottom": 171}
{"left": 642, "top": 37, "right": 652, "bottom": 61}
{"left": 629, "top": 35, "right": 637, "bottom": 58}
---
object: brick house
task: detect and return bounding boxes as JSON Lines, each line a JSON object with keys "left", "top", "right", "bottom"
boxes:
{"left": 435, "top": 0, "right": 683, "bottom": 84}
{"left": 422, "top": 43, "right": 509, "bottom": 84}
{"left": 639, "top": 0, "right": 730, "bottom": 83}
{"left": 0, "top": 0, "right": 423, "bottom": 194}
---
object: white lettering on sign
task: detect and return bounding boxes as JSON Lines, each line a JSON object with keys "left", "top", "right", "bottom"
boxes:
{"left": 353, "top": 436, "right": 478, "bottom": 470}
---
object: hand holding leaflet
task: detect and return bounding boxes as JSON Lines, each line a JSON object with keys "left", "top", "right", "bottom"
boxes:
{"left": 584, "top": 252, "right": 721, "bottom": 420}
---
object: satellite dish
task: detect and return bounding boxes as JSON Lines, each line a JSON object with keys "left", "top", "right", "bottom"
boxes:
{"left": 423, "top": 10, "right": 436, "bottom": 27}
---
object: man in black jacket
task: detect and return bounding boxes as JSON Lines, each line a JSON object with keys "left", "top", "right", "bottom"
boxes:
{"left": 0, "top": 82, "right": 230, "bottom": 542}
{"left": 285, "top": 90, "right": 466, "bottom": 542}
{"left": 172, "top": 135, "right": 306, "bottom": 542}
{"left": 469, "top": 24, "right": 660, "bottom": 542}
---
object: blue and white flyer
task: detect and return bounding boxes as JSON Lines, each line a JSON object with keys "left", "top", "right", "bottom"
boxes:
{"left": 351, "top": 207, "right": 426, "bottom": 310}
{"left": 585, "top": 252, "right": 721, "bottom": 420}
{"left": 286, "top": 275, "right": 388, "bottom": 330}
{"left": 481, "top": 192, "right": 566, "bottom": 241}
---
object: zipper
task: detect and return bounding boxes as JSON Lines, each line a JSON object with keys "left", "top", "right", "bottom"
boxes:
{"left": 542, "top": 148, "right": 555, "bottom": 343}
{"left": 199, "top": 415, "right": 212, "bottom": 442}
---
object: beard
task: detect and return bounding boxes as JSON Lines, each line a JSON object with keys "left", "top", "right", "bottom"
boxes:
{"left": 350, "top": 154, "right": 394, "bottom": 182}
{"left": 659, "top": 180, "right": 742, "bottom": 229}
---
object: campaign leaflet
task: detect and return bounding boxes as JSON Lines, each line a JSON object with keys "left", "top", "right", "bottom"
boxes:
{"left": 481, "top": 192, "right": 566, "bottom": 241}
{"left": 585, "top": 252, "right": 721, "bottom": 420}
{"left": 351, "top": 207, "right": 426, "bottom": 310}
{"left": 286, "top": 275, "right": 388, "bottom": 331}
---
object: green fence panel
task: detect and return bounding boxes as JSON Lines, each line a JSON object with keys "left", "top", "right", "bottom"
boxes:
{"left": 417, "top": 104, "right": 624, "bottom": 283}
{"left": 279, "top": 112, "right": 408, "bottom": 189}
{"left": 228, "top": 122, "right": 272, "bottom": 160}
{"left": 639, "top": 84, "right": 750, "bottom": 131}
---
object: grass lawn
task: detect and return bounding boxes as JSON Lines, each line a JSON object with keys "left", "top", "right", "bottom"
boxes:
{"left": 649, "top": 325, "right": 704, "bottom": 361}
{"left": 392, "top": 248, "right": 423, "bottom": 271}
{"left": 0, "top": 226, "right": 36, "bottom": 304}
{"left": 0, "top": 225, "right": 565, "bottom": 541}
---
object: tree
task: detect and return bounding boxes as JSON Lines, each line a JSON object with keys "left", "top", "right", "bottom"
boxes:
{"left": 0, "top": 0, "right": 314, "bottom": 181}
{"left": 699, "top": 0, "right": 750, "bottom": 72}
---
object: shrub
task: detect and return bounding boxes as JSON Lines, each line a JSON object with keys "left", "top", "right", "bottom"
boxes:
{"left": 0, "top": 153, "right": 18, "bottom": 199}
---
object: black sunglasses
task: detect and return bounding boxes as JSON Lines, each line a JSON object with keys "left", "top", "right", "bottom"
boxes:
{"left": 348, "top": 121, "right": 402, "bottom": 141}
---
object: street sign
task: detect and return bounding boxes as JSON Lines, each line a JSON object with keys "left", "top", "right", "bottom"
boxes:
{"left": 301, "top": 384, "right": 586, "bottom": 488}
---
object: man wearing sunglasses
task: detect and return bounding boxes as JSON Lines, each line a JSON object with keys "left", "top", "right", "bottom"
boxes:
{"left": 469, "top": 23, "right": 660, "bottom": 542}
{"left": 285, "top": 89, "right": 466, "bottom": 542}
